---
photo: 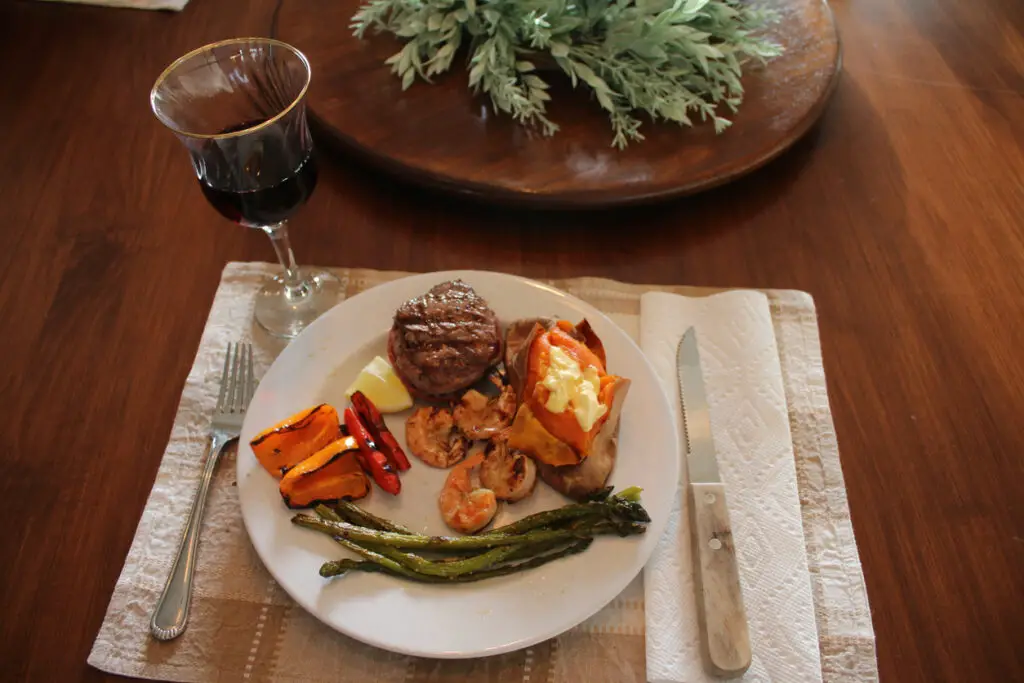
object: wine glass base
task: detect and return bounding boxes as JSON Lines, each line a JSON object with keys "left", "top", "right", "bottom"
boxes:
{"left": 254, "top": 269, "right": 342, "bottom": 339}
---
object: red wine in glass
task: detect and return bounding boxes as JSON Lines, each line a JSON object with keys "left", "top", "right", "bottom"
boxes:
{"left": 198, "top": 119, "right": 319, "bottom": 227}
{"left": 151, "top": 38, "right": 341, "bottom": 340}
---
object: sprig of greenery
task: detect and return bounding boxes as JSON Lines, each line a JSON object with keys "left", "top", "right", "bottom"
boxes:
{"left": 351, "top": 0, "right": 782, "bottom": 148}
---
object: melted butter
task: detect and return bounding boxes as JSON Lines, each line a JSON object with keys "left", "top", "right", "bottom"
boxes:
{"left": 540, "top": 346, "right": 608, "bottom": 432}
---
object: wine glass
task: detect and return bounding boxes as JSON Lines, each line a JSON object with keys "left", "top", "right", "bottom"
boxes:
{"left": 150, "top": 37, "right": 341, "bottom": 339}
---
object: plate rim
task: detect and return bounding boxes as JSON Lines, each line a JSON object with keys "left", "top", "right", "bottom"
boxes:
{"left": 236, "top": 270, "right": 681, "bottom": 658}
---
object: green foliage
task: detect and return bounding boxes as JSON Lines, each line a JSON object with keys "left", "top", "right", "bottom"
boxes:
{"left": 352, "top": 0, "right": 783, "bottom": 148}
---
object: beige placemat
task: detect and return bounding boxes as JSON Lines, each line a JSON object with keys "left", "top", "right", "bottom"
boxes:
{"left": 88, "top": 263, "right": 877, "bottom": 683}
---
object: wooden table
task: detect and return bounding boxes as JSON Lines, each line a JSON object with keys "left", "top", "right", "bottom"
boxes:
{"left": 0, "top": 0, "right": 1021, "bottom": 681}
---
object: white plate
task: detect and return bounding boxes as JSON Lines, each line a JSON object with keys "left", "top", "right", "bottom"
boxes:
{"left": 237, "top": 270, "right": 680, "bottom": 658}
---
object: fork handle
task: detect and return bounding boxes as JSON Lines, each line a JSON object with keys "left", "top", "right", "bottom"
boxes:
{"left": 150, "top": 433, "right": 234, "bottom": 641}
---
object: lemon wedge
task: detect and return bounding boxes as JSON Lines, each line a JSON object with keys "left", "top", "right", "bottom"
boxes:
{"left": 345, "top": 356, "right": 413, "bottom": 413}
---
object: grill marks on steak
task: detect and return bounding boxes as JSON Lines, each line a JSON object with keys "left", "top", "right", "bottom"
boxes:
{"left": 389, "top": 280, "right": 502, "bottom": 397}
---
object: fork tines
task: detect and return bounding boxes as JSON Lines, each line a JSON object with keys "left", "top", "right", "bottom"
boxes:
{"left": 217, "top": 342, "right": 256, "bottom": 414}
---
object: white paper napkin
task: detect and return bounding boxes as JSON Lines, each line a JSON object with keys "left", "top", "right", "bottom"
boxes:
{"left": 640, "top": 290, "right": 822, "bottom": 683}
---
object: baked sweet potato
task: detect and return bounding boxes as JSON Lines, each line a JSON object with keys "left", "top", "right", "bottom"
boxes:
{"left": 508, "top": 375, "right": 630, "bottom": 467}
{"left": 250, "top": 404, "right": 341, "bottom": 478}
{"left": 572, "top": 319, "right": 606, "bottom": 368}
{"left": 279, "top": 435, "right": 370, "bottom": 508}
{"left": 504, "top": 318, "right": 555, "bottom": 370}
{"left": 504, "top": 317, "right": 631, "bottom": 481}
{"left": 504, "top": 320, "right": 548, "bottom": 403}
{"left": 507, "top": 403, "right": 580, "bottom": 467}
{"left": 535, "top": 418, "right": 621, "bottom": 501}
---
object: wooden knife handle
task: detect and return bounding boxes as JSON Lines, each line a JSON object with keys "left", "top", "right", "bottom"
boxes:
{"left": 688, "top": 481, "right": 752, "bottom": 678}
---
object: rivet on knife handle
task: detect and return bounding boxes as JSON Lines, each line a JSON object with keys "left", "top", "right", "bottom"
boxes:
{"left": 688, "top": 482, "right": 751, "bottom": 677}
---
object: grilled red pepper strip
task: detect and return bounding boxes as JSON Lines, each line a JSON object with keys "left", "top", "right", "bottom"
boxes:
{"left": 343, "top": 408, "right": 400, "bottom": 495}
{"left": 350, "top": 391, "right": 412, "bottom": 472}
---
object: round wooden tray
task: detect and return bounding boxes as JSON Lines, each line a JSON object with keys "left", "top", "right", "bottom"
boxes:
{"left": 273, "top": 0, "right": 841, "bottom": 208}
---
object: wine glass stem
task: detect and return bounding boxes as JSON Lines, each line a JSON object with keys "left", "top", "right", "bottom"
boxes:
{"left": 262, "top": 221, "right": 309, "bottom": 300}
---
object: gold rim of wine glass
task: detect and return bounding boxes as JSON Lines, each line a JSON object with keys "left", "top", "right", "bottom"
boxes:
{"left": 149, "top": 37, "right": 312, "bottom": 141}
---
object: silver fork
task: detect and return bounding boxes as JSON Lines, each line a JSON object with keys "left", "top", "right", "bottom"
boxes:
{"left": 151, "top": 342, "right": 256, "bottom": 641}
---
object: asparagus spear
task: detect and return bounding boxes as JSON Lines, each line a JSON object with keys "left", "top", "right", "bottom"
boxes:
{"left": 332, "top": 500, "right": 414, "bottom": 534}
{"left": 325, "top": 535, "right": 423, "bottom": 578}
{"left": 314, "top": 506, "right": 428, "bottom": 580}
{"left": 609, "top": 499, "right": 651, "bottom": 523}
{"left": 489, "top": 505, "right": 603, "bottom": 535}
{"left": 313, "top": 507, "right": 589, "bottom": 578}
{"left": 318, "top": 506, "right": 638, "bottom": 559}
{"left": 588, "top": 519, "right": 648, "bottom": 537}
{"left": 489, "top": 496, "right": 649, "bottom": 535}
{"left": 316, "top": 504, "right": 346, "bottom": 524}
{"left": 367, "top": 542, "right": 524, "bottom": 576}
{"left": 294, "top": 513, "right": 597, "bottom": 550}
{"left": 317, "top": 505, "right": 531, "bottom": 575}
{"left": 500, "top": 537, "right": 580, "bottom": 561}
{"left": 329, "top": 489, "right": 648, "bottom": 539}
{"left": 300, "top": 493, "right": 649, "bottom": 550}
{"left": 314, "top": 505, "right": 524, "bottom": 577}
{"left": 322, "top": 504, "right": 572, "bottom": 561}
{"left": 320, "top": 539, "right": 594, "bottom": 581}
{"left": 307, "top": 491, "right": 647, "bottom": 584}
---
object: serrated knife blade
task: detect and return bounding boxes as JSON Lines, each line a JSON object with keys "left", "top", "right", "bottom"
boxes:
{"left": 677, "top": 328, "right": 721, "bottom": 484}
{"left": 676, "top": 327, "right": 752, "bottom": 678}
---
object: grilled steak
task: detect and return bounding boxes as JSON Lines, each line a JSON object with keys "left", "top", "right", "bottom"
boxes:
{"left": 388, "top": 280, "right": 502, "bottom": 398}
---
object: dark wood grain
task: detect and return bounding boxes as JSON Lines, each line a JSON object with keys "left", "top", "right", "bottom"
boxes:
{"left": 0, "top": 0, "right": 1022, "bottom": 682}
{"left": 272, "top": 0, "right": 841, "bottom": 207}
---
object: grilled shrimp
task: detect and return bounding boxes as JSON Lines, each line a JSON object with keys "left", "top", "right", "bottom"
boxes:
{"left": 453, "top": 383, "right": 517, "bottom": 440}
{"left": 438, "top": 452, "right": 498, "bottom": 534}
{"left": 480, "top": 436, "right": 537, "bottom": 502}
{"left": 406, "top": 406, "right": 469, "bottom": 468}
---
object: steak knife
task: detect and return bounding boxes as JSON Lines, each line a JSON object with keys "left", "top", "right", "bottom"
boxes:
{"left": 676, "top": 327, "right": 752, "bottom": 678}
